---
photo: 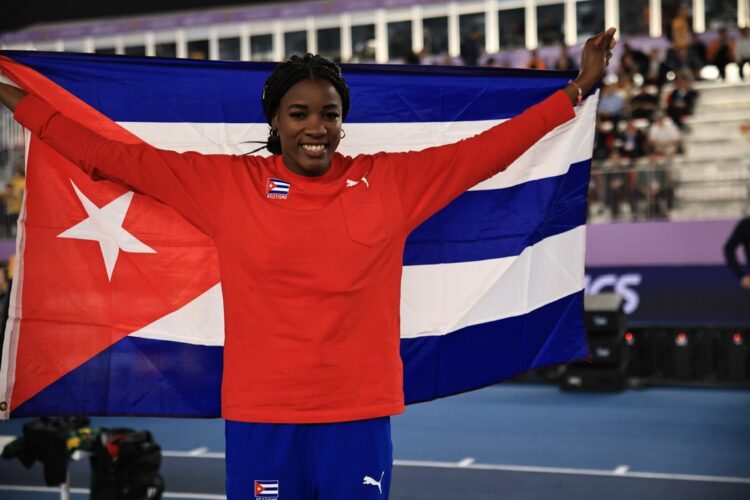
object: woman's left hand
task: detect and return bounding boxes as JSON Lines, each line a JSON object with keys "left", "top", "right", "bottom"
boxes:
{"left": 575, "top": 27, "right": 617, "bottom": 94}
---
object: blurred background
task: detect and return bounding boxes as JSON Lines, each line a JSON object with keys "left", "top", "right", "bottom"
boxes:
{"left": 0, "top": 0, "right": 748, "bottom": 499}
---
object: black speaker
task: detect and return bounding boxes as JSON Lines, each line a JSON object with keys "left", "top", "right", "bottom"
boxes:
{"left": 588, "top": 335, "right": 625, "bottom": 365}
{"left": 560, "top": 359, "right": 628, "bottom": 392}
{"left": 584, "top": 294, "right": 626, "bottom": 335}
{"left": 584, "top": 294, "right": 626, "bottom": 366}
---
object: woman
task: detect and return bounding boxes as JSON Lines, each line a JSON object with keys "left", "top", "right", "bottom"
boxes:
{"left": 0, "top": 28, "right": 616, "bottom": 499}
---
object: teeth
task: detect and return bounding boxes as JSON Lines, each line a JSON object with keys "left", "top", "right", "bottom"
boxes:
{"left": 302, "top": 144, "right": 325, "bottom": 153}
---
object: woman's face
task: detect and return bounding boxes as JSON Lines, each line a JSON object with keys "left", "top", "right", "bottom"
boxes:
{"left": 272, "top": 78, "right": 343, "bottom": 177}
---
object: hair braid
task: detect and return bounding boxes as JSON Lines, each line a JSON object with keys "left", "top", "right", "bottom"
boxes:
{"left": 260, "top": 54, "right": 350, "bottom": 155}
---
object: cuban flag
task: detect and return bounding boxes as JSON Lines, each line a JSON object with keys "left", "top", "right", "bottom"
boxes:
{"left": 266, "top": 178, "right": 290, "bottom": 199}
{"left": 254, "top": 480, "right": 279, "bottom": 497}
{"left": 0, "top": 50, "right": 596, "bottom": 418}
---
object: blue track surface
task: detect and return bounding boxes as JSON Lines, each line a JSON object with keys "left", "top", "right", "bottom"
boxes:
{"left": 393, "top": 384, "right": 750, "bottom": 477}
{"left": 1, "top": 384, "right": 749, "bottom": 499}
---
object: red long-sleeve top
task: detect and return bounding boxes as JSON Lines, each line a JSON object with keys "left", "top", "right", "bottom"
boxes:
{"left": 15, "top": 90, "right": 574, "bottom": 423}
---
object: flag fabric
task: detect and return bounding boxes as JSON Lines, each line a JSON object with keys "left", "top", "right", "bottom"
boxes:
{"left": 0, "top": 51, "right": 596, "bottom": 418}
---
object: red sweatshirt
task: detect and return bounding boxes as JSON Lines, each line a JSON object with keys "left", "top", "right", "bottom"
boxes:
{"left": 15, "top": 90, "right": 574, "bottom": 423}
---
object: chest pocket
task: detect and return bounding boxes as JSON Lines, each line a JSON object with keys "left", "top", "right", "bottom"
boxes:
{"left": 340, "top": 187, "right": 387, "bottom": 247}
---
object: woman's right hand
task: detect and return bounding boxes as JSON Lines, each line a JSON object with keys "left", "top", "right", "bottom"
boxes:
{"left": 0, "top": 82, "right": 28, "bottom": 112}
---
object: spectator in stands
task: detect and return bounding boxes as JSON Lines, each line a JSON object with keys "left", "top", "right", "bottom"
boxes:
{"left": 597, "top": 84, "right": 624, "bottom": 126}
{"left": 0, "top": 260, "right": 7, "bottom": 304}
{"left": 666, "top": 73, "right": 698, "bottom": 129}
{"left": 666, "top": 45, "right": 703, "bottom": 80}
{"left": 724, "top": 217, "right": 750, "bottom": 289}
{"left": 525, "top": 49, "right": 546, "bottom": 69}
{"left": 2, "top": 166, "right": 25, "bottom": 237}
{"left": 736, "top": 27, "right": 750, "bottom": 80}
{"left": 587, "top": 173, "right": 602, "bottom": 217}
{"left": 689, "top": 33, "right": 708, "bottom": 70}
{"left": 639, "top": 168, "right": 673, "bottom": 219}
{"left": 644, "top": 48, "right": 669, "bottom": 89}
{"left": 0, "top": 259, "right": 8, "bottom": 365}
{"left": 538, "top": 13, "right": 564, "bottom": 45}
{"left": 618, "top": 43, "right": 648, "bottom": 81}
{"left": 647, "top": 113, "right": 681, "bottom": 162}
{"left": 554, "top": 44, "right": 577, "bottom": 71}
{"left": 629, "top": 85, "right": 660, "bottom": 121}
{"left": 615, "top": 75, "right": 636, "bottom": 102}
{"left": 639, "top": 113, "right": 677, "bottom": 219}
{"left": 670, "top": 4, "right": 692, "bottom": 50}
{"left": 404, "top": 51, "right": 422, "bottom": 65}
{"left": 618, "top": 119, "right": 647, "bottom": 161}
{"left": 390, "top": 30, "right": 413, "bottom": 62}
{"left": 707, "top": 27, "right": 735, "bottom": 81}
{"left": 593, "top": 117, "right": 618, "bottom": 160}
{"left": 440, "top": 55, "right": 455, "bottom": 66}
{"left": 599, "top": 149, "right": 637, "bottom": 219}
{"left": 460, "top": 26, "right": 483, "bottom": 66}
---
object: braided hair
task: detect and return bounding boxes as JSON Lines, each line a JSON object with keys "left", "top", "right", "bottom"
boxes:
{"left": 259, "top": 54, "right": 350, "bottom": 155}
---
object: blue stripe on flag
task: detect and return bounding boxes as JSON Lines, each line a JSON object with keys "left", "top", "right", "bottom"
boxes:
{"left": 3, "top": 50, "right": 575, "bottom": 123}
{"left": 13, "top": 292, "right": 585, "bottom": 416}
{"left": 405, "top": 160, "right": 589, "bottom": 265}
{"left": 11, "top": 337, "right": 223, "bottom": 417}
{"left": 401, "top": 290, "right": 588, "bottom": 404}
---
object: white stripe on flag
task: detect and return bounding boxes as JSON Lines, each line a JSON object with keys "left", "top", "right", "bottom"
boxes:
{"left": 109, "top": 94, "right": 596, "bottom": 347}
{"left": 122, "top": 226, "right": 584, "bottom": 346}
{"left": 400, "top": 225, "right": 585, "bottom": 339}
{"left": 116, "top": 91, "right": 598, "bottom": 191}
{"left": 470, "top": 94, "right": 596, "bottom": 191}
{"left": 128, "top": 284, "right": 224, "bottom": 346}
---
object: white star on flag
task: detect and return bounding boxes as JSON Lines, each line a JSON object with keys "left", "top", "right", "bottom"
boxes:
{"left": 58, "top": 180, "right": 156, "bottom": 280}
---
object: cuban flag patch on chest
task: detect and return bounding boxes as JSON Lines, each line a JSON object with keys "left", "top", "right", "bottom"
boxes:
{"left": 255, "top": 479, "right": 279, "bottom": 498}
{"left": 266, "top": 178, "right": 290, "bottom": 199}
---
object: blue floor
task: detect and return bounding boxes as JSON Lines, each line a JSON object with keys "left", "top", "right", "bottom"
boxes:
{"left": 392, "top": 384, "right": 750, "bottom": 477}
{"left": 1, "top": 383, "right": 749, "bottom": 499}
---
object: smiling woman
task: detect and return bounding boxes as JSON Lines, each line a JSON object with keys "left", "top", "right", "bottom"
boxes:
{"left": 0, "top": 28, "right": 616, "bottom": 500}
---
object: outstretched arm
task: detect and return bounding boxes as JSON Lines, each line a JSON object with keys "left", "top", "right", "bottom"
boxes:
{"left": 1, "top": 82, "right": 233, "bottom": 237}
{"left": 391, "top": 28, "right": 617, "bottom": 229}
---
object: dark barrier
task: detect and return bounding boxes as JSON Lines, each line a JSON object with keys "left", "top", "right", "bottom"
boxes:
{"left": 624, "top": 328, "right": 749, "bottom": 383}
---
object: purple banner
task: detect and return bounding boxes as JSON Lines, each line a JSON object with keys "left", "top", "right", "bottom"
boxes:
{"left": 586, "top": 219, "right": 739, "bottom": 267}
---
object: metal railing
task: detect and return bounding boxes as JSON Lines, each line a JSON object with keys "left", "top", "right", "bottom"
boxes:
{"left": 589, "top": 162, "right": 677, "bottom": 222}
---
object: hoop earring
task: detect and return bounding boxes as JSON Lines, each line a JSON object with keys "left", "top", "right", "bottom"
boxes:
{"left": 270, "top": 128, "right": 279, "bottom": 138}
{"left": 340, "top": 129, "right": 346, "bottom": 139}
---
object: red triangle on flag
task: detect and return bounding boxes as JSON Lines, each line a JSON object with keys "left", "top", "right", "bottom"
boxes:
{"left": 10, "top": 137, "right": 221, "bottom": 410}
{"left": 0, "top": 55, "right": 223, "bottom": 412}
